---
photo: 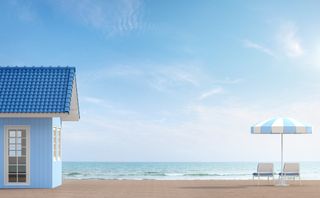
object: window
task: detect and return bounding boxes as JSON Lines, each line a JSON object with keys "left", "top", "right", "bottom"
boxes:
{"left": 57, "top": 128, "right": 61, "bottom": 160}
{"left": 5, "top": 126, "right": 29, "bottom": 184}
{"left": 53, "top": 127, "right": 61, "bottom": 161}
{"left": 53, "top": 127, "right": 57, "bottom": 160}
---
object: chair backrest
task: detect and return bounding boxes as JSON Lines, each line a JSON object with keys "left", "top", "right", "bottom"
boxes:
{"left": 283, "top": 163, "right": 299, "bottom": 173}
{"left": 257, "top": 163, "right": 273, "bottom": 173}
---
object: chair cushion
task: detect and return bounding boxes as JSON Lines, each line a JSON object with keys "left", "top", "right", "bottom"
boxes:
{"left": 253, "top": 173, "right": 274, "bottom": 176}
{"left": 279, "top": 173, "right": 299, "bottom": 176}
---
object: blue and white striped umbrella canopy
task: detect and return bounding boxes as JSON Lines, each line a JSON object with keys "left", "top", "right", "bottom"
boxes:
{"left": 251, "top": 117, "right": 312, "bottom": 134}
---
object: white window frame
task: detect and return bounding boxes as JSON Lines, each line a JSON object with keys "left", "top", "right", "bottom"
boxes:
{"left": 4, "top": 125, "right": 30, "bottom": 185}
{"left": 57, "top": 128, "right": 61, "bottom": 160}
{"left": 53, "top": 127, "right": 57, "bottom": 161}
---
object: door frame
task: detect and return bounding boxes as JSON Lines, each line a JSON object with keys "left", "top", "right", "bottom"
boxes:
{"left": 3, "top": 125, "right": 30, "bottom": 186}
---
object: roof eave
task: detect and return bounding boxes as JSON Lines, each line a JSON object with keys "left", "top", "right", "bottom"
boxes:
{"left": 0, "top": 112, "right": 79, "bottom": 121}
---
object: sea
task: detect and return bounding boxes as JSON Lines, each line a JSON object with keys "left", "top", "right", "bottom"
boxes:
{"left": 63, "top": 162, "right": 320, "bottom": 180}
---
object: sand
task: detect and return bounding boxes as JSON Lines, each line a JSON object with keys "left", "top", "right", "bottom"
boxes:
{"left": 0, "top": 180, "right": 320, "bottom": 198}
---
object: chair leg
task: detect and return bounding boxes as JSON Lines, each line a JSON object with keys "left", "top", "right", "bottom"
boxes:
{"left": 273, "top": 175, "right": 275, "bottom": 184}
{"left": 299, "top": 176, "right": 301, "bottom": 185}
{"left": 279, "top": 174, "right": 281, "bottom": 183}
{"left": 284, "top": 174, "right": 287, "bottom": 184}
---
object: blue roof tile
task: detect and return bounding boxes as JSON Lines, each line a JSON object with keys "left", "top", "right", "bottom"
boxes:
{"left": 0, "top": 66, "right": 76, "bottom": 113}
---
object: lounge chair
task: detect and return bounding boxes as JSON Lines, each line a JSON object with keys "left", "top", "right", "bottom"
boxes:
{"left": 279, "top": 163, "right": 301, "bottom": 185}
{"left": 253, "top": 163, "right": 274, "bottom": 185}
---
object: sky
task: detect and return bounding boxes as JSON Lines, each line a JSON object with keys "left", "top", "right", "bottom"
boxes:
{"left": 1, "top": 0, "right": 320, "bottom": 162}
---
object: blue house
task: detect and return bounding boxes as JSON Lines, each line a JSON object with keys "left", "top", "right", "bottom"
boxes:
{"left": 0, "top": 66, "right": 79, "bottom": 188}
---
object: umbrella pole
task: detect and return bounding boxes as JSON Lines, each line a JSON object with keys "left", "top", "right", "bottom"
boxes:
{"left": 278, "top": 133, "right": 288, "bottom": 186}
{"left": 281, "top": 133, "right": 283, "bottom": 181}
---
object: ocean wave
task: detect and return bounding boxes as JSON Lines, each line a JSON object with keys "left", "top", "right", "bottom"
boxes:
{"left": 183, "top": 173, "right": 219, "bottom": 176}
{"left": 183, "top": 173, "right": 249, "bottom": 177}
{"left": 64, "top": 172, "right": 250, "bottom": 178}
{"left": 142, "top": 172, "right": 166, "bottom": 176}
{"left": 62, "top": 162, "right": 263, "bottom": 180}
{"left": 65, "top": 172, "right": 82, "bottom": 176}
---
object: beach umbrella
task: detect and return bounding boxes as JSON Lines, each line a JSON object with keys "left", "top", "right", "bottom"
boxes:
{"left": 251, "top": 117, "right": 312, "bottom": 186}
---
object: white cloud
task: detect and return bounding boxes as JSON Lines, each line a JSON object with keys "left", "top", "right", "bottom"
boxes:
{"left": 148, "top": 66, "right": 200, "bottom": 92}
{"left": 82, "top": 63, "right": 244, "bottom": 98}
{"left": 116, "top": 0, "right": 142, "bottom": 33}
{"left": 278, "top": 22, "right": 304, "bottom": 58}
{"left": 85, "top": 63, "right": 203, "bottom": 92}
{"left": 307, "top": 43, "right": 320, "bottom": 68}
{"left": 66, "top": 61, "right": 320, "bottom": 162}
{"left": 243, "top": 22, "right": 306, "bottom": 62}
{"left": 64, "top": 98, "right": 320, "bottom": 161}
{"left": 213, "top": 78, "right": 243, "bottom": 84}
{"left": 54, "top": 0, "right": 144, "bottom": 36}
{"left": 243, "top": 39, "right": 276, "bottom": 58}
{"left": 198, "top": 87, "right": 224, "bottom": 100}
{"left": 9, "top": 0, "right": 37, "bottom": 22}
{"left": 90, "top": 65, "right": 144, "bottom": 79}
{"left": 82, "top": 95, "right": 142, "bottom": 118}
{"left": 83, "top": 96, "right": 105, "bottom": 104}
